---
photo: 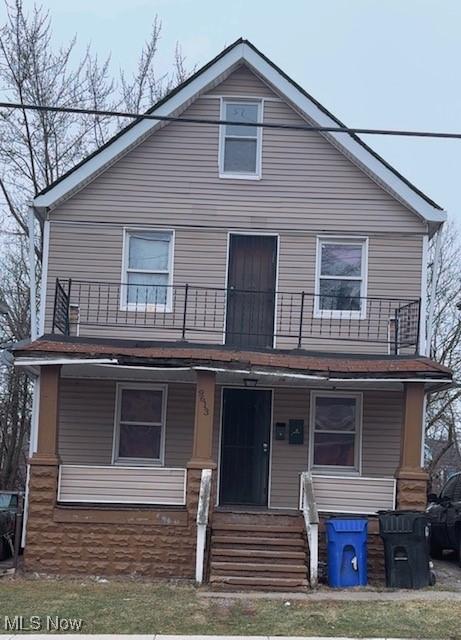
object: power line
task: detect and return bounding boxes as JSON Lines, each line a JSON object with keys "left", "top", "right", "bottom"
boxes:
{"left": 0, "top": 100, "right": 460, "bottom": 140}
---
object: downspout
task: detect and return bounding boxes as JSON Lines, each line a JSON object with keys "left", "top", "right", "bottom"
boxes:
{"left": 422, "top": 223, "right": 443, "bottom": 471}
{"left": 426, "top": 225, "right": 443, "bottom": 357}
{"left": 22, "top": 204, "right": 39, "bottom": 547}
{"left": 27, "top": 205, "right": 37, "bottom": 341}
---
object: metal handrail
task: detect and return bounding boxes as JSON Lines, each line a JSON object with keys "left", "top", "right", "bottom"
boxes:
{"left": 51, "top": 278, "right": 421, "bottom": 353}
{"left": 195, "top": 468, "right": 212, "bottom": 584}
{"left": 300, "top": 471, "right": 319, "bottom": 587}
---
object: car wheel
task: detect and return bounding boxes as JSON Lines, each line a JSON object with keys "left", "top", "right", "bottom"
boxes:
{"left": 458, "top": 534, "right": 461, "bottom": 568}
{"left": 0, "top": 537, "right": 7, "bottom": 561}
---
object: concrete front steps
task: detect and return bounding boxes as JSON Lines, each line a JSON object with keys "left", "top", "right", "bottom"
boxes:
{"left": 209, "top": 510, "right": 309, "bottom": 591}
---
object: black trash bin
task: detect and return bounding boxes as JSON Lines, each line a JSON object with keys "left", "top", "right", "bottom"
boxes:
{"left": 378, "top": 510, "right": 434, "bottom": 589}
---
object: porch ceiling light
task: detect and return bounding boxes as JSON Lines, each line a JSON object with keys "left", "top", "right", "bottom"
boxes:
{"left": 243, "top": 377, "right": 258, "bottom": 388}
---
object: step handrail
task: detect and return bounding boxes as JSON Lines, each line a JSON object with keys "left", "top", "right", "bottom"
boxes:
{"left": 195, "top": 468, "right": 212, "bottom": 584}
{"left": 300, "top": 471, "right": 319, "bottom": 587}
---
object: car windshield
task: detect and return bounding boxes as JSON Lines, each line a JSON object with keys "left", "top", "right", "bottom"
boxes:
{"left": 0, "top": 495, "right": 14, "bottom": 509}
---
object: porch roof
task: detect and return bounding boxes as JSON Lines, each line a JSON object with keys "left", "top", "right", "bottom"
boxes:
{"left": 12, "top": 335, "right": 452, "bottom": 383}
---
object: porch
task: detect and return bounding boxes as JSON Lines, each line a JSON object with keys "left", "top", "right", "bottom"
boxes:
{"left": 15, "top": 337, "right": 450, "bottom": 585}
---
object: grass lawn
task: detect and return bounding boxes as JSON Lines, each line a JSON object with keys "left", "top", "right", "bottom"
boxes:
{"left": 0, "top": 576, "right": 460, "bottom": 638}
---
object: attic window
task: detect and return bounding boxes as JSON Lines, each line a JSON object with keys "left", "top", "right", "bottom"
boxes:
{"left": 219, "top": 100, "right": 262, "bottom": 178}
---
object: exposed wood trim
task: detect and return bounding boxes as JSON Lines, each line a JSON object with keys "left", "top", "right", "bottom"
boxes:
{"left": 398, "top": 382, "right": 426, "bottom": 471}
{"left": 30, "top": 365, "right": 61, "bottom": 465}
{"left": 189, "top": 370, "right": 217, "bottom": 468}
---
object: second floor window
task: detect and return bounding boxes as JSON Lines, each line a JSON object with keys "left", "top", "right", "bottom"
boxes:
{"left": 220, "top": 100, "right": 262, "bottom": 178}
{"left": 123, "top": 230, "right": 173, "bottom": 310}
{"left": 315, "top": 237, "right": 368, "bottom": 318}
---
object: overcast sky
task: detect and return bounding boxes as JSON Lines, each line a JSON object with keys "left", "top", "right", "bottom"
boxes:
{"left": 7, "top": 0, "right": 461, "bottom": 222}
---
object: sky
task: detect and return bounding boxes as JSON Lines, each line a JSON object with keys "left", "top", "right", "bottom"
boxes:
{"left": 5, "top": 0, "right": 461, "bottom": 222}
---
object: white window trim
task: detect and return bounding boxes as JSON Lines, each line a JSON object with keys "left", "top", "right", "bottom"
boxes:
{"left": 218, "top": 98, "right": 263, "bottom": 180}
{"left": 314, "top": 236, "right": 369, "bottom": 320}
{"left": 112, "top": 382, "right": 168, "bottom": 467}
{"left": 120, "top": 228, "right": 175, "bottom": 312}
{"left": 309, "top": 390, "right": 363, "bottom": 475}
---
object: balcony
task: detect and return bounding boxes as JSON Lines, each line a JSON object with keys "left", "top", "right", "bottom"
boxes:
{"left": 52, "top": 278, "right": 421, "bottom": 354}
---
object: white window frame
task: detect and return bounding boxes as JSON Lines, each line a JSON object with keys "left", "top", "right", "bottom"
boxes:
{"left": 309, "top": 390, "right": 363, "bottom": 475}
{"left": 314, "top": 236, "right": 368, "bottom": 320}
{"left": 112, "top": 382, "right": 168, "bottom": 467}
{"left": 219, "top": 98, "right": 263, "bottom": 179}
{"left": 120, "top": 228, "right": 175, "bottom": 312}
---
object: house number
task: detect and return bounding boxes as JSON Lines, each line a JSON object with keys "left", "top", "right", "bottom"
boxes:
{"left": 198, "top": 389, "right": 209, "bottom": 416}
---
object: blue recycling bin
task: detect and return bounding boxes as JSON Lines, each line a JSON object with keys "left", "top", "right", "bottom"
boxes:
{"left": 326, "top": 518, "right": 368, "bottom": 588}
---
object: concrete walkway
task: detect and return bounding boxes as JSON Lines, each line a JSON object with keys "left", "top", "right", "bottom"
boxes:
{"left": 0, "top": 636, "right": 428, "bottom": 640}
{"left": 199, "top": 587, "right": 461, "bottom": 601}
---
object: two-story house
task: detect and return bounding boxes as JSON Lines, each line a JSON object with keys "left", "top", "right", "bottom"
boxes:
{"left": 13, "top": 39, "right": 452, "bottom": 590}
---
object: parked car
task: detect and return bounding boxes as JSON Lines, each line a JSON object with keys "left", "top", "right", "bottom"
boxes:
{"left": 427, "top": 472, "right": 461, "bottom": 564}
{"left": 0, "top": 492, "right": 19, "bottom": 560}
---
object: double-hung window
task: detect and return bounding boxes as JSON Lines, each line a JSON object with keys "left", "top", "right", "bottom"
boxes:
{"left": 315, "top": 237, "right": 367, "bottom": 318}
{"left": 113, "top": 384, "right": 166, "bottom": 465}
{"left": 220, "top": 99, "right": 262, "bottom": 178}
{"left": 310, "top": 392, "right": 362, "bottom": 473}
{"left": 123, "top": 230, "right": 173, "bottom": 311}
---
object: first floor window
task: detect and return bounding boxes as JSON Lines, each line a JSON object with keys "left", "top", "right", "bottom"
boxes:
{"left": 310, "top": 393, "right": 361, "bottom": 471}
{"left": 220, "top": 100, "right": 262, "bottom": 177}
{"left": 123, "top": 230, "right": 173, "bottom": 309}
{"left": 315, "top": 238, "right": 367, "bottom": 317}
{"left": 114, "top": 384, "right": 166, "bottom": 464}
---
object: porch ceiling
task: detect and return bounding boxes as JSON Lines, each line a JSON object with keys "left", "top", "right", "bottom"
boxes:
{"left": 12, "top": 335, "right": 452, "bottom": 390}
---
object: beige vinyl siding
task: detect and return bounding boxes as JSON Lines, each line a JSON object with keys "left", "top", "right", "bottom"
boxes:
{"left": 43, "top": 66, "right": 426, "bottom": 350}
{"left": 269, "top": 388, "right": 404, "bottom": 509}
{"left": 58, "top": 465, "right": 186, "bottom": 505}
{"left": 50, "top": 67, "right": 427, "bottom": 233}
{"left": 58, "top": 379, "right": 115, "bottom": 464}
{"left": 270, "top": 388, "right": 310, "bottom": 509}
{"left": 311, "top": 475, "right": 396, "bottom": 514}
{"left": 45, "top": 222, "right": 422, "bottom": 352}
{"left": 57, "top": 380, "right": 404, "bottom": 510}
{"left": 58, "top": 379, "right": 195, "bottom": 467}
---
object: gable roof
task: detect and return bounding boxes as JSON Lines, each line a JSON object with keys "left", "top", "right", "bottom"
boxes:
{"left": 33, "top": 38, "right": 446, "bottom": 230}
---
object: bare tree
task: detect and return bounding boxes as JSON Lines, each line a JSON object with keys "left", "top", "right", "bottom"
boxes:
{"left": 425, "top": 221, "right": 461, "bottom": 480}
{"left": 120, "top": 17, "right": 191, "bottom": 115}
{"left": 0, "top": 0, "right": 192, "bottom": 489}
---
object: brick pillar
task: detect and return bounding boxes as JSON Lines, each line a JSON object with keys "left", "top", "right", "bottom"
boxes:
{"left": 395, "top": 383, "right": 428, "bottom": 510}
{"left": 26, "top": 365, "right": 62, "bottom": 571}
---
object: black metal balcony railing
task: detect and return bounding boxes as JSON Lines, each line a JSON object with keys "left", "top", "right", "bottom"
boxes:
{"left": 52, "top": 278, "right": 421, "bottom": 354}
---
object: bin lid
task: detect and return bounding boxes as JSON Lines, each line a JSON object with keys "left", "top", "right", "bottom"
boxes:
{"left": 325, "top": 518, "right": 368, "bottom": 533}
{"left": 378, "top": 510, "right": 428, "bottom": 534}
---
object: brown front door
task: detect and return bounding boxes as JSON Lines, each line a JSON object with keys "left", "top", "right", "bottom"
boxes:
{"left": 219, "top": 388, "right": 272, "bottom": 506}
{"left": 225, "top": 235, "right": 277, "bottom": 348}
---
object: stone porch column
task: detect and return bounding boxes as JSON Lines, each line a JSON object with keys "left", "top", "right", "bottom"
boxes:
{"left": 25, "top": 365, "right": 61, "bottom": 570}
{"left": 395, "top": 382, "right": 428, "bottom": 510}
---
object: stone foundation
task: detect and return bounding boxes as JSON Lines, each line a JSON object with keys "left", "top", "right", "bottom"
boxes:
{"left": 396, "top": 471, "right": 428, "bottom": 511}
{"left": 24, "top": 465, "right": 203, "bottom": 578}
{"left": 26, "top": 466, "right": 389, "bottom": 585}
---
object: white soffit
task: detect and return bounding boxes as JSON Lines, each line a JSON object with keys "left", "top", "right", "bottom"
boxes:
{"left": 33, "top": 41, "right": 445, "bottom": 226}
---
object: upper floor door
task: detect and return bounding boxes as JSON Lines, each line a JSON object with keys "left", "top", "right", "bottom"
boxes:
{"left": 225, "top": 234, "right": 277, "bottom": 348}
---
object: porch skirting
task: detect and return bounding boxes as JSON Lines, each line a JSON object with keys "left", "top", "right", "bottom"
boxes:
{"left": 25, "top": 464, "right": 202, "bottom": 578}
